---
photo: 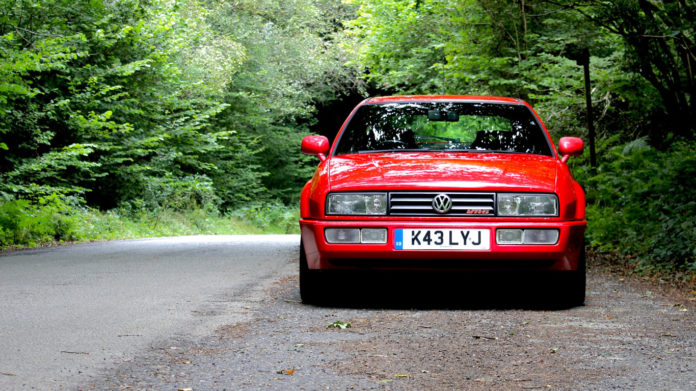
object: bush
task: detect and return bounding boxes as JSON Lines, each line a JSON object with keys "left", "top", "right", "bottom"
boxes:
{"left": 0, "top": 195, "right": 84, "bottom": 247}
{"left": 123, "top": 175, "right": 222, "bottom": 215}
{"left": 0, "top": 194, "right": 301, "bottom": 250}
{"left": 231, "top": 202, "right": 300, "bottom": 234}
{"left": 573, "top": 139, "right": 696, "bottom": 272}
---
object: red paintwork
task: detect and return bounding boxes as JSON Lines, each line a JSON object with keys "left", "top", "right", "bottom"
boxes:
{"left": 365, "top": 95, "right": 522, "bottom": 104}
{"left": 328, "top": 153, "right": 556, "bottom": 192}
{"left": 300, "top": 96, "right": 586, "bottom": 272}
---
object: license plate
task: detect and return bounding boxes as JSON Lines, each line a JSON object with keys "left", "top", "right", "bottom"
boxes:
{"left": 394, "top": 229, "right": 490, "bottom": 250}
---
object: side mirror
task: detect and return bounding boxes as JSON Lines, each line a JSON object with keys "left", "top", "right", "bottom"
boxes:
{"left": 558, "top": 137, "right": 584, "bottom": 163}
{"left": 301, "top": 135, "right": 330, "bottom": 162}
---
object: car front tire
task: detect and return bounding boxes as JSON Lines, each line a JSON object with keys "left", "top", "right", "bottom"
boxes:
{"left": 299, "top": 240, "right": 322, "bottom": 304}
{"left": 566, "top": 245, "right": 587, "bottom": 307}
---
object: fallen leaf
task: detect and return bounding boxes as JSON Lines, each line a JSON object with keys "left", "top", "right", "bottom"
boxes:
{"left": 327, "top": 321, "right": 351, "bottom": 329}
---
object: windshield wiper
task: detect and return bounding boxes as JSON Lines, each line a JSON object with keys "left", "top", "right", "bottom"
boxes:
{"left": 415, "top": 135, "right": 461, "bottom": 143}
{"left": 357, "top": 149, "right": 427, "bottom": 153}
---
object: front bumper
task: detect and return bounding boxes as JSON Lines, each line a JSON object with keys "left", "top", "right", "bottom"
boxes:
{"left": 300, "top": 219, "right": 586, "bottom": 271}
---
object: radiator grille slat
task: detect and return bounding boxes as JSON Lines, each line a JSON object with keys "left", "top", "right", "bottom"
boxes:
{"left": 389, "top": 192, "right": 496, "bottom": 217}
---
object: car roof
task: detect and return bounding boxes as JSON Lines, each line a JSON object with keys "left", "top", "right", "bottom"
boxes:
{"left": 363, "top": 95, "right": 524, "bottom": 105}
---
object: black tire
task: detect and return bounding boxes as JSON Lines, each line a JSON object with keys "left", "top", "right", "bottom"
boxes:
{"left": 566, "top": 245, "right": 587, "bottom": 307}
{"left": 299, "top": 240, "right": 321, "bottom": 304}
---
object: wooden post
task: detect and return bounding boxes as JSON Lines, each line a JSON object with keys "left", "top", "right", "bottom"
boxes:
{"left": 579, "top": 48, "right": 597, "bottom": 168}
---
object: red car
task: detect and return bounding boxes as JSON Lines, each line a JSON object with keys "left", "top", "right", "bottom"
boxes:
{"left": 299, "top": 95, "right": 586, "bottom": 305}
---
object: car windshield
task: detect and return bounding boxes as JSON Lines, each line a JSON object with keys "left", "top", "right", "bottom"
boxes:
{"left": 334, "top": 102, "right": 553, "bottom": 156}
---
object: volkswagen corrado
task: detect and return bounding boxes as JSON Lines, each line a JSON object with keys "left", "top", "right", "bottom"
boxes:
{"left": 299, "top": 95, "right": 586, "bottom": 305}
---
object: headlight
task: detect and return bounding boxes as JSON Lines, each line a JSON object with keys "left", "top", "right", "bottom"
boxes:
{"left": 326, "top": 193, "right": 387, "bottom": 215}
{"left": 497, "top": 193, "right": 558, "bottom": 216}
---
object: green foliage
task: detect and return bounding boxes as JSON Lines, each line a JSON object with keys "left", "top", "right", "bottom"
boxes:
{"left": 0, "top": 196, "right": 84, "bottom": 247}
{"left": 0, "top": 0, "right": 240, "bottom": 210}
{"left": 231, "top": 202, "right": 302, "bottom": 235}
{"left": 573, "top": 139, "right": 696, "bottom": 272}
{"left": 208, "top": 0, "right": 361, "bottom": 204}
{"left": 554, "top": 0, "right": 696, "bottom": 139}
{"left": 0, "top": 197, "right": 300, "bottom": 249}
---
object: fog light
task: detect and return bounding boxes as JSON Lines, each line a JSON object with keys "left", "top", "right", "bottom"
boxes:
{"left": 523, "top": 229, "right": 559, "bottom": 244}
{"left": 325, "top": 228, "right": 360, "bottom": 243}
{"left": 361, "top": 228, "right": 387, "bottom": 244}
{"left": 497, "top": 229, "right": 523, "bottom": 245}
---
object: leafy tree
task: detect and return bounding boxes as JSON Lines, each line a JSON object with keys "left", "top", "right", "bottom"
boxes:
{"left": 206, "top": 0, "right": 361, "bottom": 204}
{"left": 546, "top": 0, "right": 695, "bottom": 140}
{"left": 0, "top": 0, "right": 242, "bottom": 209}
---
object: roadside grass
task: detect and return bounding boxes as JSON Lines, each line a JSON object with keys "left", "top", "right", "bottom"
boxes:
{"left": 0, "top": 200, "right": 300, "bottom": 251}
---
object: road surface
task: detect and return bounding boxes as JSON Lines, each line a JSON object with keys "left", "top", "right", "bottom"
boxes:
{"left": 1, "top": 235, "right": 694, "bottom": 390}
{"left": 0, "top": 236, "right": 298, "bottom": 389}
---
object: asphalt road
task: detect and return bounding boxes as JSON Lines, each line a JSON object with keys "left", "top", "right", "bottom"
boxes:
{"left": 0, "top": 235, "right": 299, "bottom": 390}
{"left": 2, "top": 236, "right": 695, "bottom": 390}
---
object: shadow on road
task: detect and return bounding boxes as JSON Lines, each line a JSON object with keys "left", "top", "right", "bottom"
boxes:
{"left": 304, "top": 271, "right": 582, "bottom": 311}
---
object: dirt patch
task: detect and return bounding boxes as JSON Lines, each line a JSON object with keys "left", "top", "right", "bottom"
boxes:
{"left": 589, "top": 249, "right": 696, "bottom": 308}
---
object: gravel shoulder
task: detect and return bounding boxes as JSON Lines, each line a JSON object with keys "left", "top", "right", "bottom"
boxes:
{"left": 81, "top": 262, "right": 696, "bottom": 391}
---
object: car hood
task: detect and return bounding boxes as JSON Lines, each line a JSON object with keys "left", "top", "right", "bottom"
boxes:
{"left": 328, "top": 152, "right": 558, "bottom": 192}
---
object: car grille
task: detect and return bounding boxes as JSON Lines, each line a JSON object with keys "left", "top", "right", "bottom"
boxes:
{"left": 388, "top": 191, "right": 496, "bottom": 217}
